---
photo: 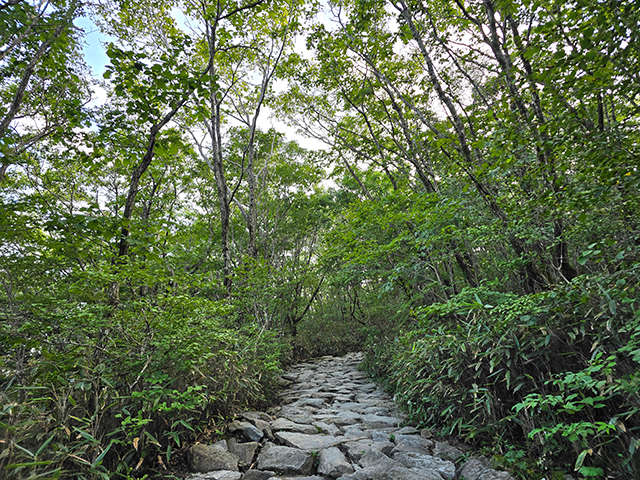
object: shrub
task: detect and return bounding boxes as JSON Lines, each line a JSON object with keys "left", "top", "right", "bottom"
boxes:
{"left": 0, "top": 289, "right": 290, "bottom": 478}
{"left": 362, "top": 273, "right": 640, "bottom": 478}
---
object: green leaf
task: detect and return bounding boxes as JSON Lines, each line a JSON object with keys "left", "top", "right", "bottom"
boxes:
{"left": 575, "top": 449, "right": 589, "bottom": 471}
{"left": 91, "top": 441, "right": 113, "bottom": 468}
{"left": 578, "top": 466, "right": 604, "bottom": 477}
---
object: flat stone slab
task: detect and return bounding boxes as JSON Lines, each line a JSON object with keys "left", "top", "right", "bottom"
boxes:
{"left": 274, "top": 431, "right": 342, "bottom": 451}
{"left": 343, "top": 440, "right": 394, "bottom": 462}
{"left": 360, "top": 414, "right": 403, "bottom": 428}
{"left": 272, "top": 417, "right": 320, "bottom": 434}
{"left": 318, "top": 446, "right": 354, "bottom": 478}
{"left": 186, "top": 471, "right": 242, "bottom": 480}
{"left": 393, "top": 452, "right": 456, "bottom": 480}
{"left": 256, "top": 444, "right": 314, "bottom": 475}
{"left": 188, "top": 445, "right": 239, "bottom": 472}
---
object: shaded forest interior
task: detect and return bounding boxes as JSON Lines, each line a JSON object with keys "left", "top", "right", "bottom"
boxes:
{"left": 1, "top": 0, "right": 639, "bottom": 478}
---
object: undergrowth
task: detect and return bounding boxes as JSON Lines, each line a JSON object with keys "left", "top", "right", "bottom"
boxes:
{"left": 362, "top": 271, "right": 640, "bottom": 479}
{"left": 0, "top": 288, "right": 290, "bottom": 479}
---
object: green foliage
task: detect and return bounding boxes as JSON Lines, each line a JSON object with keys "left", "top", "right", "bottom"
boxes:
{"left": 362, "top": 270, "right": 640, "bottom": 478}
{"left": 0, "top": 267, "right": 290, "bottom": 478}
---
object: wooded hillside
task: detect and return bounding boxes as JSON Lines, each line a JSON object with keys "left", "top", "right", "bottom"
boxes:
{"left": 1, "top": 0, "right": 639, "bottom": 478}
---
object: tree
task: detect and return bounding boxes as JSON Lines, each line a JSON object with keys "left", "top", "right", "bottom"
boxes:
{"left": 0, "top": 0, "right": 90, "bottom": 180}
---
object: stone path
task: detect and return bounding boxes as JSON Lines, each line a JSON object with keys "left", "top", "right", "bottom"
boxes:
{"left": 186, "top": 352, "right": 515, "bottom": 480}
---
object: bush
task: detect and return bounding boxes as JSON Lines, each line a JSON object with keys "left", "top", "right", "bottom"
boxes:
{"left": 0, "top": 288, "right": 290, "bottom": 478}
{"left": 362, "top": 273, "right": 640, "bottom": 479}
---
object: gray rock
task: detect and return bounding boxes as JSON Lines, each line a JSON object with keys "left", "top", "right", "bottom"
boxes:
{"left": 420, "top": 429, "right": 433, "bottom": 439}
{"left": 394, "top": 426, "right": 419, "bottom": 436}
{"left": 255, "top": 419, "right": 275, "bottom": 440}
{"left": 360, "top": 414, "right": 402, "bottom": 428}
{"left": 268, "top": 477, "right": 330, "bottom": 480}
{"left": 283, "top": 413, "right": 316, "bottom": 425}
{"left": 358, "top": 448, "right": 399, "bottom": 470}
{"left": 348, "top": 450, "right": 443, "bottom": 480}
{"left": 274, "top": 431, "right": 341, "bottom": 451}
{"left": 336, "top": 467, "right": 378, "bottom": 480}
{"left": 322, "top": 415, "right": 360, "bottom": 427}
{"left": 317, "top": 447, "right": 354, "bottom": 478}
{"left": 434, "top": 442, "right": 464, "bottom": 462}
{"left": 212, "top": 440, "right": 229, "bottom": 451}
{"left": 385, "top": 466, "right": 443, "bottom": 480}
{"left": 227, "top": 440, "right": 258, "bottom": 464}
{"left": 370, "top": 430, "right": 395, "bottom": 443}
{"left": 477, "top": 470, "right": 516, "bottom": 480}
{"left": 342, "top": 426, "right": 368, "bottom": 438}
{"left": 393, "top": 452, "right": 456, "bottom": 480}
{"left": 188, "top": 444, "right": 239, "bottom": 472}
{"left": 459, "top": 457, "right": 492, "bottom": 480}
{"left": 343, "top": 440, "right": 394, "bottom": 462}
{"left": 272, "top": 417, "right": 320, "bottom": 434}
{"left": 242, "top": 411, "right": 272, "bottom": 423}
{"left": 186, "top": 471, "right": 242, "bottom": 480}
{"left": 390, "top": 437, "right": 433, "bottom": 456}
{"left": 242, "top": 471, "right": 275, "bottom": 480}
{"left": 335, "top": 411, "right": 362, "bottom": 422}
{"left": 228, "top": 420, "right": 264, "bottom": 442}
{"left": 314, "top": 421, "right": 341, "bottom": 436}
{"left": 257, "top": 444, "right": 314, "bottom": 475}
{"left": 292, "top": 398, "right": 327, "bottom": 408}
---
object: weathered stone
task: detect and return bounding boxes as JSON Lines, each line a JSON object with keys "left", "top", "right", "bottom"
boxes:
{"left": 212, "top": 440, "right": 229, "bottom": 451}
{"left": 459, "top": 457, "right": 492, "bottom": 480}
{"left": 317, "top": 447, "right": 354, "bottom": 478}
{"left": 392, "top": 452, "right": 456, "bottom": 480}
{"left": 360, "top": 414, "right": 402, "bottom": 428}
{"left": 342, "top": 425, "right": 368, "bottom": 438}
{"left": 268, "top": 477, "right": 330, "bottom": 480}
{"left": 256, "top": 444, "right": 314, "bottom": 475}
{"left": 227, "top": 440, "right": 258, "bottom": 464}
{"left": 275, "top": 431, "right": 341, "bottom": 451}
{"left": 228, "top": 420, "right": 264, "bottom": 442}
{"left": 343, "top": 440, "right": 394, "bottom": 462}
{"left": 390, "top": 436, "right": 434, "bottom": 456}
{"left": 283, "top": 413, "right": 316, "bottom": 425}
{"left": 188, "top": 444, "right": 239, "bottom": 472}
{"left": 355, "top": 450, "right": 442, "bottom": 480}
{"left": 358, "top": 448, "right": 399, "bottom": 470}
{"left": 272, "top": 417, "right": 320, "bottom": 434}
{"left": 242, "top": 411, "right": 272, "bottom": 423}
{"left": 335, "top": 467, "right": 378, "bottom": 480}
{"left": 477, "top": 470, "right": 516, "bottom": 480}
{"left": 242, "top": 470, "right": 276, "bottom": 480}
{"left": 434, "top": 442, "right": 464, "bottom": 462}
{"left": 291, "top": 397, "right": 327, "bottom": 408}
{"left": 385, "top": 466, "right": 443, "bottom": 480}
{"left": 313, "top": 421, "right": 341, "bottom": 436}
{"left": 370, "top": 429, "right": 396, "bottom": 443}
{"left": 325, "top": 415, "right": 360, "bottom": 427}
{"left": 186, "top": 471, "right": 242, "bottom": 480}
{"left": 394, "top": 426, "right": 419, "bottom": 435}
{"left": 254, "top": 419, "right": 275, "bottom": 440}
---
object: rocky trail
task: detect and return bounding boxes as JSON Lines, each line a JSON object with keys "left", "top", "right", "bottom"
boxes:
{"left": 185, "top": 352, "right": 516, "bottom": 480}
